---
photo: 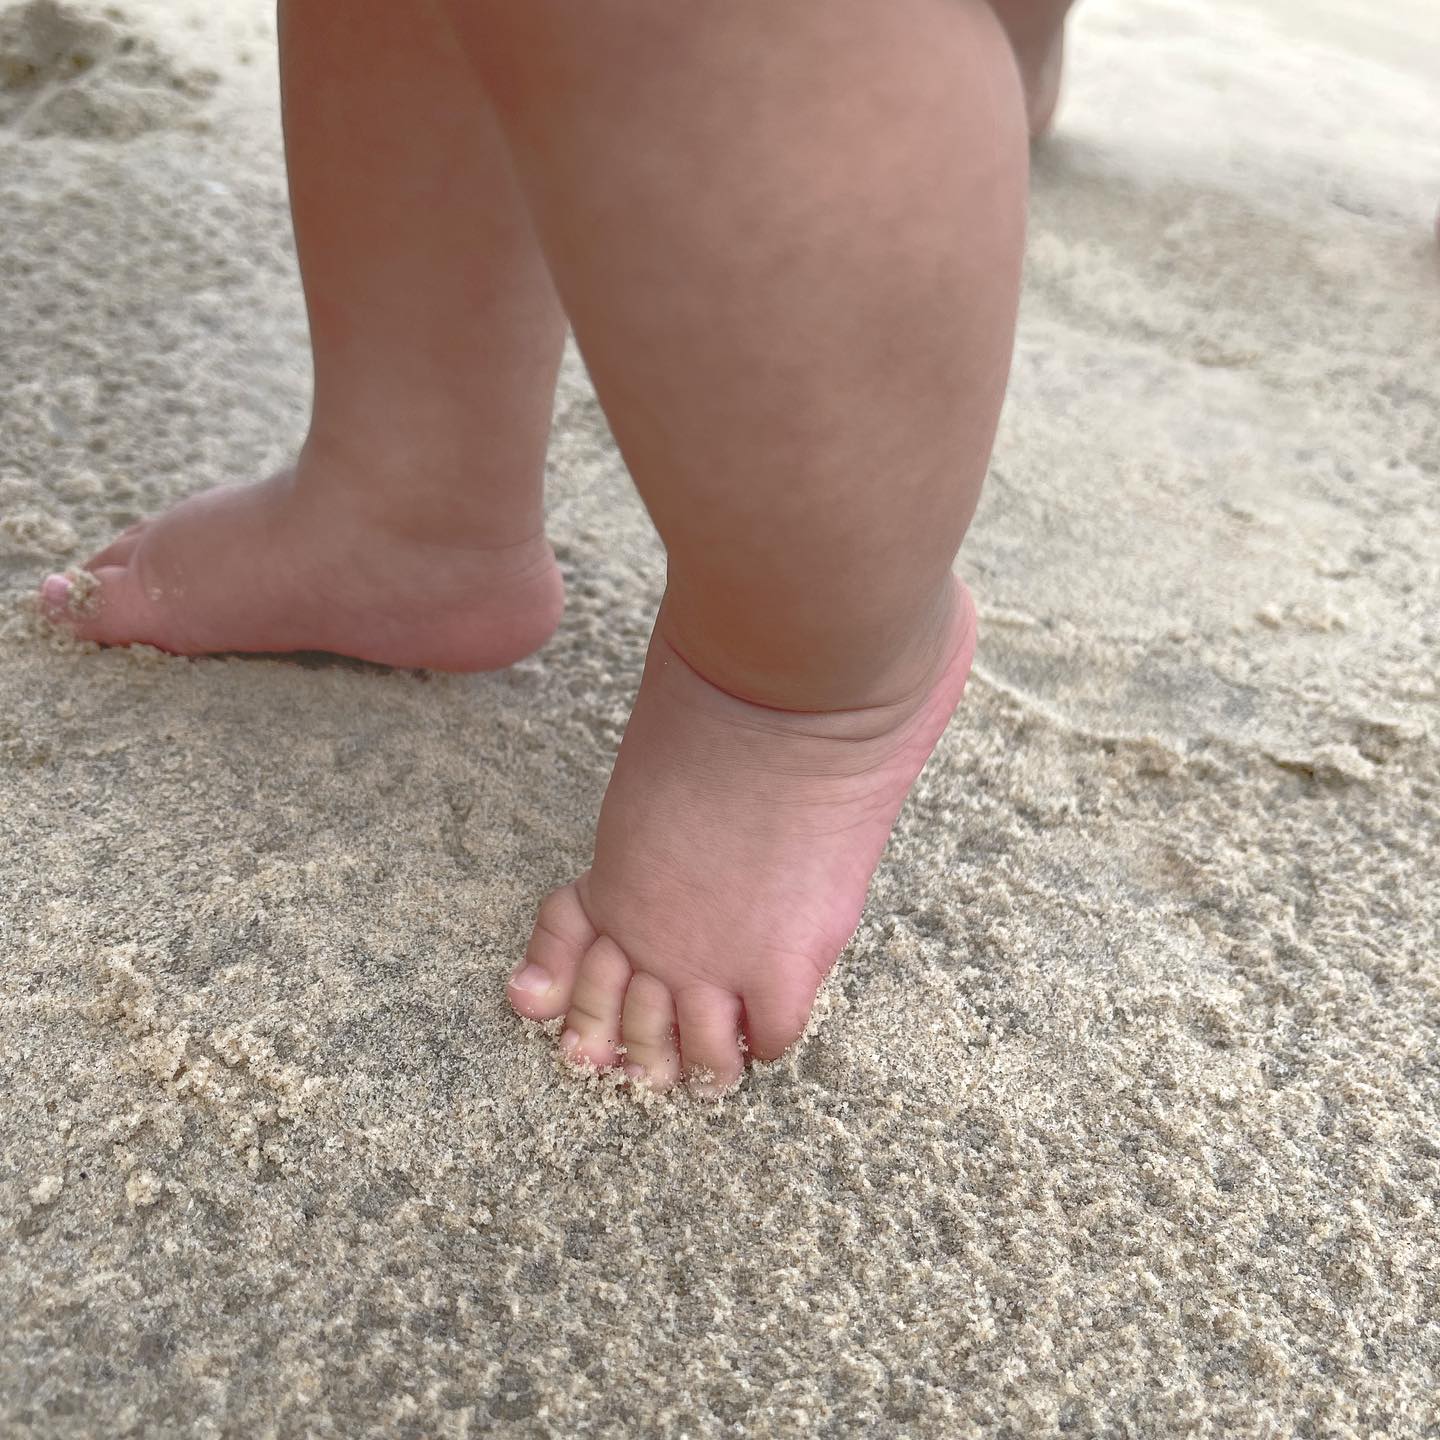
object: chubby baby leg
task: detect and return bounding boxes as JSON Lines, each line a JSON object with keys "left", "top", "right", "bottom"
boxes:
{"left": 43, "top": 0, "right": 566, "bottom": 670}
{"left": 450, "top": 0, "right": 1030, "bottom": 1090}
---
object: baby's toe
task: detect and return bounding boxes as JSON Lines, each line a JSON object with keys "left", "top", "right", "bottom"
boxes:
{"left": 509, "top": 882, "right": 597, "bottom": 1021}
{"left": 561, "top": 936, "right": 631, "bottom": 1069}
{"left": 741, "top": 979, "right": 818, "bottom": 1063}
{"left": 620, "top": 972, "right": 681, "bottom": 1090}
{"left": 41, "top": 565, "right": 165, "bottom": 649}
{"left": 677, "top": 989, "right": 746, "bottom": 1098}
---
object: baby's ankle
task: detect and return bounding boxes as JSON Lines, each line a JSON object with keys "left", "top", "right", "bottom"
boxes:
{"left": 654, "top": 576, "right": 970, "bottom": 720}
{"left": 291, "top": 427, "right": 548, "bottom": 556}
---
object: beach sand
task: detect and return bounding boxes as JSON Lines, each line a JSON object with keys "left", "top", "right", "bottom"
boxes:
{"left": 2, "top": 0, "right": 1438, "bottom": 1433}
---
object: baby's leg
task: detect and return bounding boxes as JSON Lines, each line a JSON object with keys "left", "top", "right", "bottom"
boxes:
{"left": 988, "top": 0, "right": 1078, "bottom": 136}
{"left": 457, "top": 0, "right": 1028, "bottom": 1090}
{"left": 42, "top": 0, "right": 566, "bottom": 670}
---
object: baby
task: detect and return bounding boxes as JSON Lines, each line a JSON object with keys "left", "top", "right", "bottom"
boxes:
{"left": 41, "top": 0, "right": 1072, "bottom": 1094}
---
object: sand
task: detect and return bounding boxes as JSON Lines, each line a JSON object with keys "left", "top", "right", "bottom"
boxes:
{"left": 2, "top": 0, "right": 1438, "bottom": 1434}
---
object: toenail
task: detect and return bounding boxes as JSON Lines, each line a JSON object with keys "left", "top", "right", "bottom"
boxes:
{"left": 560, "top": 1029, "right": 581, "bottom": 1055}
{"left": 41, "top": 574, "right": 72, "bottom": 615}
{"left": 508, "top": 963, "right": 551, "bottom": 996}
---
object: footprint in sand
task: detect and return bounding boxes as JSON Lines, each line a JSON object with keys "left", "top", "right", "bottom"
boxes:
{"left": 0, "top": 0, "right": 217, "bottom": 140}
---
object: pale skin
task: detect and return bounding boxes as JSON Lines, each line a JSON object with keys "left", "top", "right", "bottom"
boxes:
{"left": 43, "top": 0, "right": 1076, "bottom": 1094}
{"left": 990, "top": 0, "right": 1075, "bottom": 137}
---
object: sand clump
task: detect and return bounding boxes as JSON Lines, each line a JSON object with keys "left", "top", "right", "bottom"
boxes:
{"left": 2, "top": 0, "right": 1440, "bottom": 1435}
{"left": 0, "top": 0, "right": 216, "bottom": 139}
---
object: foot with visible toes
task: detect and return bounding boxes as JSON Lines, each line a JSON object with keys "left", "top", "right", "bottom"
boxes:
{"left": 508, "top": 579, "right": 977, "bottom": 1095}
{"left": 39, "top": 441, "right": 564, "bottom": 672}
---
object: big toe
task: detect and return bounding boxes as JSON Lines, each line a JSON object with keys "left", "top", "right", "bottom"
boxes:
{"left": 40, "top": 565, "right": 168, "bottom": 650}
{"left": 508, "top": 882, "right": 597, "bottom": 1022}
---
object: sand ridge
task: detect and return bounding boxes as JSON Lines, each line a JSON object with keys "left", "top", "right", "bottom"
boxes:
{"left": 2, "top": 0, "right": 1438, "bottom": 1434}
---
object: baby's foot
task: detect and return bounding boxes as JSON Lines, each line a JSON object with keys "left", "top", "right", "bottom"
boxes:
{"left": 507, "top": 580, "right": 976, "bottom": 1094}
{"left": 39, "top": 450, "right": 563, "bottom": 671}
{"left": 990, "top": 0, "right": 1072, "bottom": 138}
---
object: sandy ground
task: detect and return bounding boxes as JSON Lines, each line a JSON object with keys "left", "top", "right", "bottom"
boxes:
{"left": 2, "top": 0, "right": 1438, "bottom": 1434}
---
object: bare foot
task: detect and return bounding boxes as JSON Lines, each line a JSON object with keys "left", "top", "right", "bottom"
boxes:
{"left": 39, "top": 447, "right": 564, "bottom": 671}
{"left": 507, "top": 579, "right": 976, "bottom": 1094}
{"left": 990, "top": 0, "right": 1072, "bottom": 138}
